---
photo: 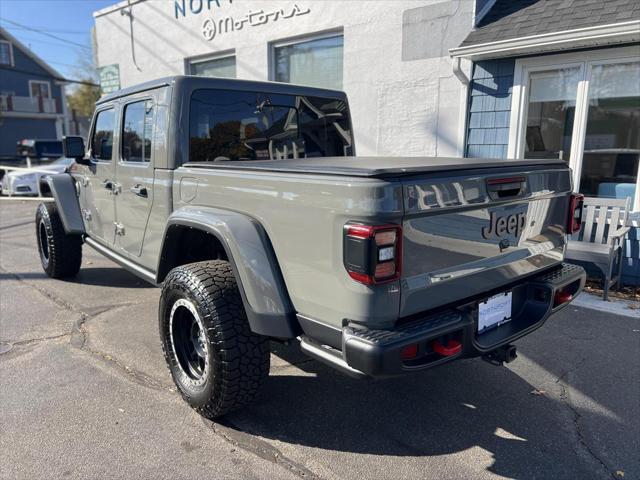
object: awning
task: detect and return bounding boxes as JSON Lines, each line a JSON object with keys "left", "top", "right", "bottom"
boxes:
{"left": 450, "top": 20, "right": 640, "bottom": 60}
{"left": 451, "top": 0, "right": 640, "bottom": 61}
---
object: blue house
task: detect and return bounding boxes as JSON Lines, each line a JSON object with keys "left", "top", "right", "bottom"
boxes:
{"left": 0, "top": 26, "right": 69, "bottom": 156}
{"left": 451, "top": 0, "right": 640, "bottom": 285}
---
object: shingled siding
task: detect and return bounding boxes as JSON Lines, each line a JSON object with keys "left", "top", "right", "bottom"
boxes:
{"left": 464, "top": 57, "right": 639, "bottom": 286}
{"left": 465, "top": 58, "right": 514, "bottom": 159}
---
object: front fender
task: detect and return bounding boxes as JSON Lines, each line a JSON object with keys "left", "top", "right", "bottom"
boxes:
{"left": 158, "top": 206, "right": 300, "bottom": 338}
{"left": 45, "top": 174, "right": 85, "bottom": 235}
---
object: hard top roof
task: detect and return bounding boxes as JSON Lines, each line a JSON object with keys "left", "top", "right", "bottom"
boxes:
{"left": 96, "top": 75, "right": 348, "bottom": 105}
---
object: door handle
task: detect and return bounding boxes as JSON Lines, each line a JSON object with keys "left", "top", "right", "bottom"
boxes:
{"left": 130, "top": 184, "right": 148, "bottom": 198}
{"left": 102, "top": 180, "right": 121, "bottom": 194}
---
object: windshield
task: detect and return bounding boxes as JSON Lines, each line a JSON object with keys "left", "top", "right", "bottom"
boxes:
{"left": 189, "top": 89, "right": 353, "bottom": 163}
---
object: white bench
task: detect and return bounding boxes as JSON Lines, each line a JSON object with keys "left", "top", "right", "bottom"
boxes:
{"left": 565, "top": 197, "right": 631, "bottom": 301}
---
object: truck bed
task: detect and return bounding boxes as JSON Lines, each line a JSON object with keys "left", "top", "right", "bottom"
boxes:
{"left": 184, "top": 156, "right": 566, "bottom": 178}
{"left": 176, "top": 157, "right": 572, "bottom": 330}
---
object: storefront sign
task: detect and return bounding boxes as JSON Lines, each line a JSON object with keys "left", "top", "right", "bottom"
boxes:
{"left": 201, "top": 4, "right": 311, "bottom": 41}
{"left": 99, "top": 64, "right": 120, "bottom": 94}
{"left": 174, "top": 0, "right": 234, "bottom": 20}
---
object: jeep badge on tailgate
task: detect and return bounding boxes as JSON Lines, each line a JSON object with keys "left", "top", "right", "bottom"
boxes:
{"left": 482, "top": 211, "right": 527, "bottom": 239}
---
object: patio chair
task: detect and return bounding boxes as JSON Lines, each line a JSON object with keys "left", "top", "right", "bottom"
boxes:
{"left": 565, "top": 196, "right": 631, "bottom": 301}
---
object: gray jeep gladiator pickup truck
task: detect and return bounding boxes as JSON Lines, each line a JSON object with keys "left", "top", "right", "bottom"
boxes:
{"left": 36, "top": 76, "right": 586, "bottom": 418}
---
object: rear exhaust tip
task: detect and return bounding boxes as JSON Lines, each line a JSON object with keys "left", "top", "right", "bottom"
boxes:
{"left": 482, "top": 344, "right": 517, "bottom": 365}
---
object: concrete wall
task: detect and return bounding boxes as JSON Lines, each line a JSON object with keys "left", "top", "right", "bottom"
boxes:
{"left": 93, "top": 0, "right": 474, "bottom": 157}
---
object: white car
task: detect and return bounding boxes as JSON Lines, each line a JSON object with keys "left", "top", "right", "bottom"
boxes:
{"left": 1, "top": 157, "right": 75, "bottom": 196}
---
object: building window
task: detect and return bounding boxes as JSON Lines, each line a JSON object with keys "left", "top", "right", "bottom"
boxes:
{"left": 29, "top": 80, "right": 51, "bottom": 99}
{"left": 122, "top": 100, "right": 154, "bottom": 162}
{"left": 510, "top": 47, "right": 640, "bottom": 211}
{"left": 580, "top": 61, "right": 639, "bottom": 202}
{"left": 189, "top": 54, "right": 236, "bottom": 78}
{"left": 0, "top": 40, "right": 12, "bottom": 66}
{"left": 523, "top": 68, "right": 581, "bottom": 161}
{"left": 272, "top": 33, "right": 343, "bottom": 90}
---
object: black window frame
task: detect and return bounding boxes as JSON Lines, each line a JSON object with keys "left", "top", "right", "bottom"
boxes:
{"left": 120, "top": 99, "right": 155, "bottom": 164}
{"left": 90, "top": 107, "right": 116, "bottom": 163}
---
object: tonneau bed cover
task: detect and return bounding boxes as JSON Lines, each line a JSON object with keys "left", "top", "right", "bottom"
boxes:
{"left": 183, "top": 156, "right": 566, "bottom": 178}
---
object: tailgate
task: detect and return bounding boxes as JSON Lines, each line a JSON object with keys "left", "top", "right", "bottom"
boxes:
{"left": 400, "top": 166, "right": 572, "bottom": 317}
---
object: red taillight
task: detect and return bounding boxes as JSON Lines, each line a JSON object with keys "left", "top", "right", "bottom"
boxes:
{"left": 568, "top": 194, "right": 584, "bottom": 234}
{"left": 344, "top": 223, "right": 402, "bottom": 285}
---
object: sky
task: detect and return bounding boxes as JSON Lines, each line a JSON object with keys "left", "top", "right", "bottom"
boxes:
{"left": 0, "top": 0, "right": 116, "bottom": 81}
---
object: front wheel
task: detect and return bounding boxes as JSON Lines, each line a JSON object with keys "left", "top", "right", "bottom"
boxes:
{"left": 159, "top": 260, "right": 270, "bottom": 418}
{"left": 35, "top": 202, "right": 82, "bottom": 278}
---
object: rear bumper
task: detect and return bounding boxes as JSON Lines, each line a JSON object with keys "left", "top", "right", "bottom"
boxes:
{"left": 305, "top": 263, "right": 585, "bottom": 378}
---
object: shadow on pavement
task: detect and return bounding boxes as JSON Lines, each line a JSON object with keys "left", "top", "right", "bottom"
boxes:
{"left": 74, "top": 267, "right": 155, "bottom": 289}
{"left": 219, "top": 340, "right": 624, "bottom": 479}
{"left": 0, "top": 267, "right": 154, "bottom": 289}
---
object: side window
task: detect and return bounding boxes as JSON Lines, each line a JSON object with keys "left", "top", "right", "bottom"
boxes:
{"left": 91, "top": 109, "right": 115, "bottom": 161}
{"left": 122, "top": 100, "right": 154, "bottom": 163}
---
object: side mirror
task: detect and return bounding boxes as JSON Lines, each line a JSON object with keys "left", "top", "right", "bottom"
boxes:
{"left": 62, "top": 136, "right": 89, "bottom": 165}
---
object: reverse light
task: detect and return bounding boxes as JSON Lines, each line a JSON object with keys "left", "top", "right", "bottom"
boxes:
{"left": 568, "top": 194, "right": 584, "bottom": 234}
{"left": 343, "top": 223, "right": 402, "bottom": 285}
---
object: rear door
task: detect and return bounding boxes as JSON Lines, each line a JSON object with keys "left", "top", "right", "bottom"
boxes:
{"left": 80, "top": 107, "right": 117, "bottom": 245}
{"left": 113, "top": 96, "right": 155, "bottom": 257}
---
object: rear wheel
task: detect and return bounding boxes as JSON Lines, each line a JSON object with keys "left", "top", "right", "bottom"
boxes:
{"left": 35, "top": 202, "right": 82, "bottom": 278}
{"left": 159, "top": 260, "right": 270, "bottom": 418}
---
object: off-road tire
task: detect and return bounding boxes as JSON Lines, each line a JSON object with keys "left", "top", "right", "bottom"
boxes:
{"left": 35, "top": 202, "right": 82, "bottom": 279}
{"left": 159, "top": 260, "right": 270, "bottom": 418}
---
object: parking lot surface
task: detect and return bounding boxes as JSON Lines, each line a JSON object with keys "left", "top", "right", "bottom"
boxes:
{"left": 1, "top": 201, "right": 638, "bottom": 480}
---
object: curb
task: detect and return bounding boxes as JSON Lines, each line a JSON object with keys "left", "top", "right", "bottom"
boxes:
{"left": 571, "top": 292, "right": 640, "bottom": 318}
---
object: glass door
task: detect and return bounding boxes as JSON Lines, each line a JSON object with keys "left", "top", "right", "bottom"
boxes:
{"left": 578, "top": 61, "right": 640, "bottom": 204}
{"left": 522, "top": 67, "right": 582, "bottom": 161}
{"left": 512, "top": 48, "right": 640, "bottom": 211}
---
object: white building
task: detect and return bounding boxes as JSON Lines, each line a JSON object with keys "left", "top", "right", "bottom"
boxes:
{"left": 93, "top": 0, "right": 640, "bottom": 284}
{"left": 93, "top": 0, "right": 475, "bottom": 157}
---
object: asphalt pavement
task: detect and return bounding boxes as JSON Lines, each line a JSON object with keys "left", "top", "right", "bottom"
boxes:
{"left": 1, "top": 200, "right": 638, "bottom": 480}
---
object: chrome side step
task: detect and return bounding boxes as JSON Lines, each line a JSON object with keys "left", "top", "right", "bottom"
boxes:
{"left": 298, "top": 336, "right": 367, "bottom": 379}
{"left": 84, "top": 237, "right": 157, "bottom": 286}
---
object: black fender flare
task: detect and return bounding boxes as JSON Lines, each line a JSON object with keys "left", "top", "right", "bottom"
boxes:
{"left": 44, "top": 174, "right": 85, "bottom": 235}
{"left": 157, "top": 206, "right": 300, "bottom": 339}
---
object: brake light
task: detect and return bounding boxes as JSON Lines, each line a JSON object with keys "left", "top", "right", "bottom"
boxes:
{"left": 343, "top": 223, "right": 402, "bottom": 285}
{"left": 568, "top": 194, "right": 584, "bottom": 234}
